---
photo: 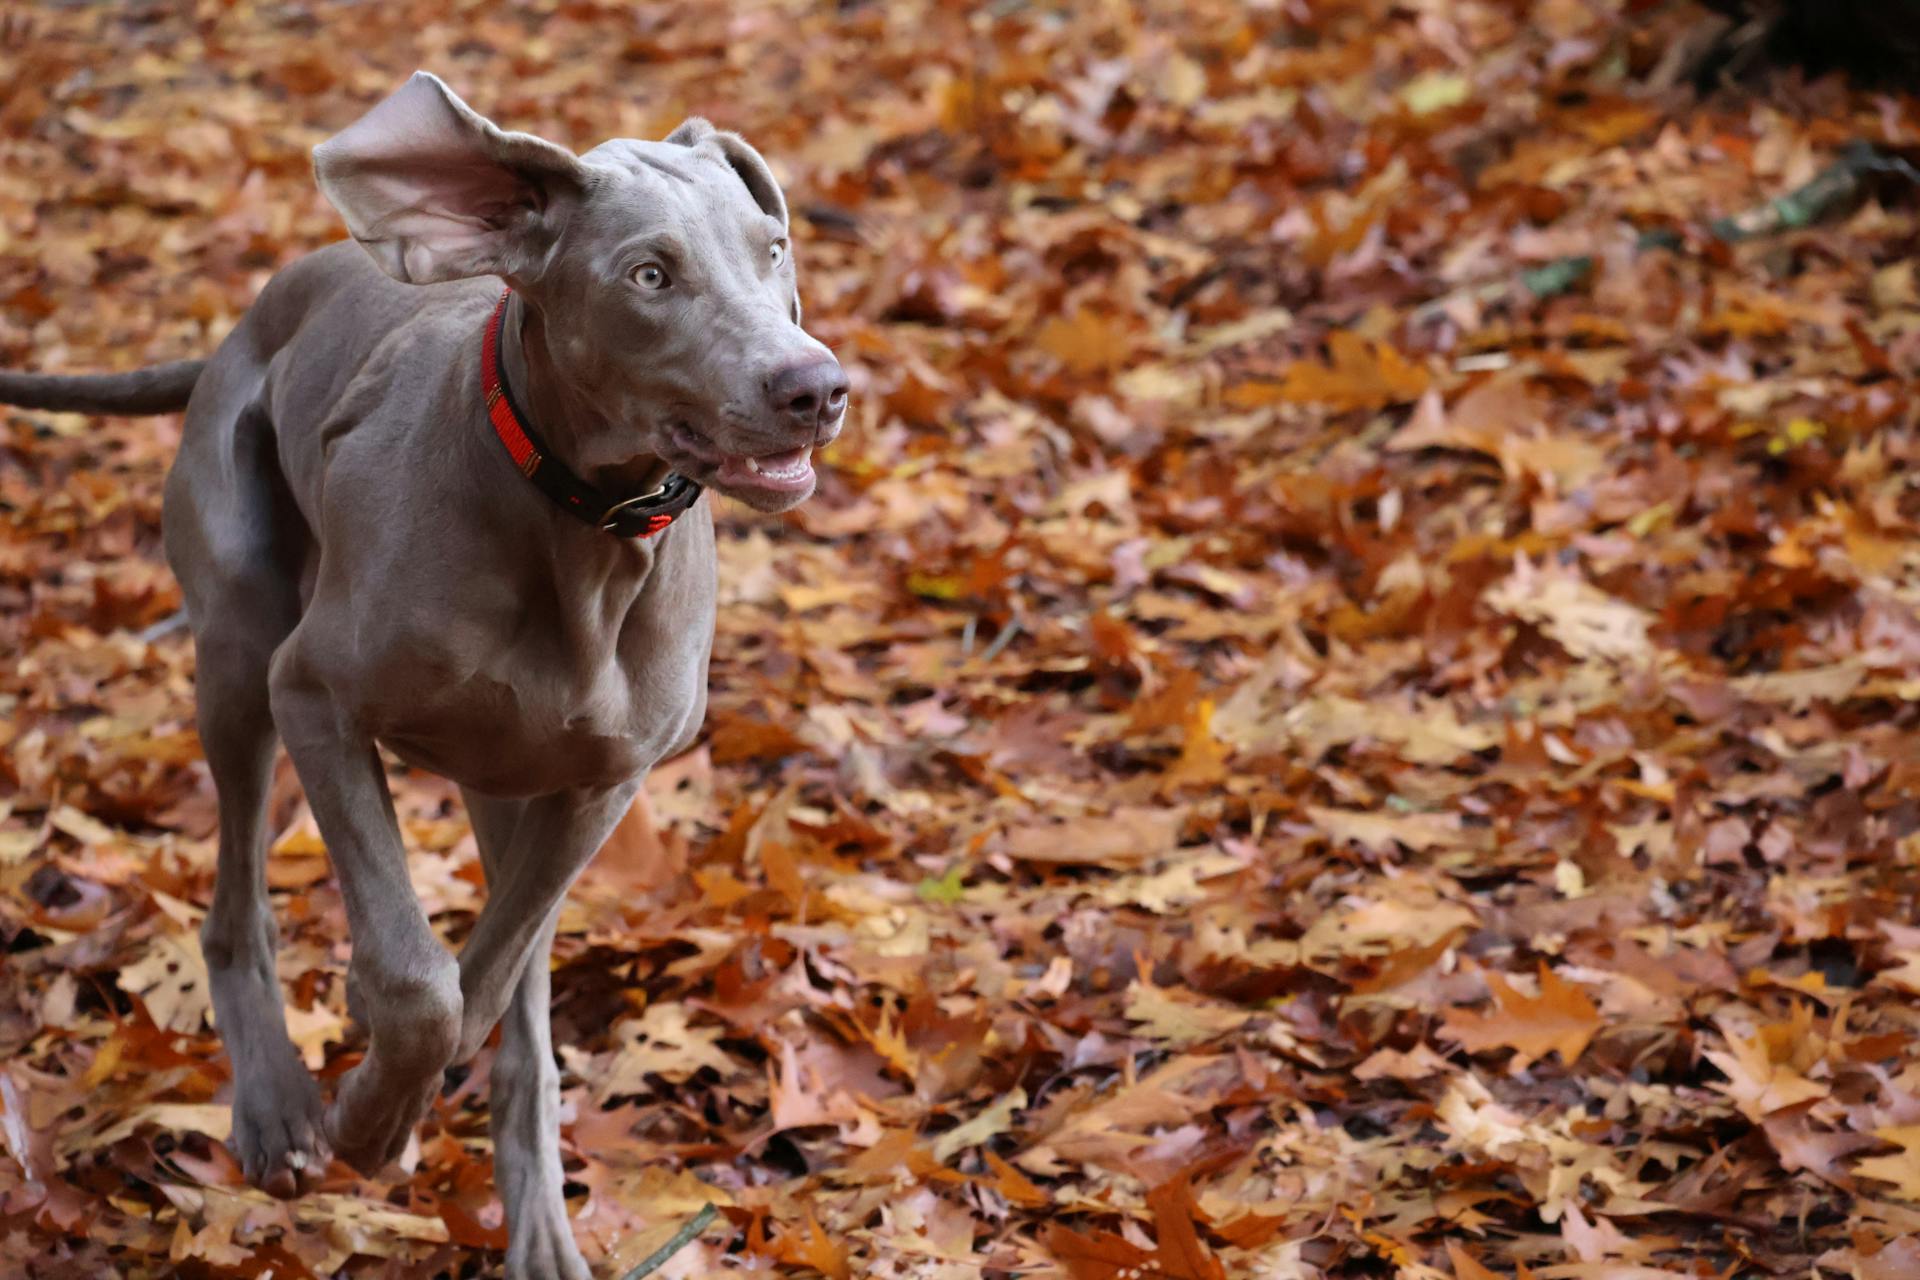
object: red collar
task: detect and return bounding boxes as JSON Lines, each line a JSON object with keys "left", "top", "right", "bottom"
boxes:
{"left": 480, "top": 289, "right": 702, "bottom": 538}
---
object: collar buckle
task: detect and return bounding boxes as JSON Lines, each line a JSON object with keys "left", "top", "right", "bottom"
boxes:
{"left": 600, "top": 481, "right": 674, "bottom": 531}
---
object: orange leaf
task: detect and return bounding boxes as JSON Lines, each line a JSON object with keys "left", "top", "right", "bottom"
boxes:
{"left": 1231, "top": 331, "right": 1429, "bottom": 413}
{"left": 761, "top": 839, "right": 805, "bottom": 907}
{"left": 1441, "top": 963, "right": 1604, "bottom": 1064}
{"left": 1145, "top": 1176, "right": 1228, "bottom": 1280}
{"left": 984, "top": 1150, "right": 1050, "bottom": 1209}
{"left": 589, "top": 789, "right": 684, "bottom": 892}
{"left": 1034, "top": 308, "right": 1135, "bottom": 375}
{"left": 1044, "top": 1222, "right": 1155, "bottom": 1280}
{"left": 770, "top": 1209, "right": 850, "bottom": 1280}
{"left": 1126, "top": 667, "right": 1201, "bottom": 735}
{"left": 1160, "top": 698, "right": 1231, "bottom": 795}
{"left": 1207, "top": 1208, "right": 1289, "bottom": 1249}
{"left": 1446, "top": 1241, "right": 1502, "bottom": 1280}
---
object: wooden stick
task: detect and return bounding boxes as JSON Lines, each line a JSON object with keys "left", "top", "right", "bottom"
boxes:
{"left": 618, "top": 1203, "right": 721, "bottom": 1280}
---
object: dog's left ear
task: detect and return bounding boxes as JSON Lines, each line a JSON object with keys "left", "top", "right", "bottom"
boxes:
{"left": 666, "top": 117, "right": 788, "bottom": 230}
{"left": 315, "top": 72, "right": 588, "bottom": 285}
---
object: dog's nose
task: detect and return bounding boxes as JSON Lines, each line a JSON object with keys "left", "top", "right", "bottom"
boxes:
{"left": 767, "top": 357, "right": 849, "bottom": 427}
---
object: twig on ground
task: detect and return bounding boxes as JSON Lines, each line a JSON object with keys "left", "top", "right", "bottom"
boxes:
{"left": 617, "top": 1203, "right": 720, "bottom": 1280}
{"left": 1414, "top": 141, "right": 1920, "bottom": 325}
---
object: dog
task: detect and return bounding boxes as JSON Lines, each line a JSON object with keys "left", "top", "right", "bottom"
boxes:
{"left": 0, "top": 72, "right": 846, "bottom": 1278}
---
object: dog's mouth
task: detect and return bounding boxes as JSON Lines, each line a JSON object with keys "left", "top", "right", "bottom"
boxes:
{"left": 668, "top": 424, "right": 816, "bottom": 499}
{"left": 713, "top": 444, "right": 814, "bottom": 492}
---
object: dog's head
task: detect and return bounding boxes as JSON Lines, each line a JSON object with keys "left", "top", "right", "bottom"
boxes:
{"left": 314, "top": 72, "right": 844, "bottom": 512}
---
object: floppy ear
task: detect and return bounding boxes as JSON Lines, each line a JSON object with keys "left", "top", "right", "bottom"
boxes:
{"left": 313, "top": 72, "right": 588, "bottom": 284}
{"left": 665, "top": 117, "right": 787, "bottom": 230}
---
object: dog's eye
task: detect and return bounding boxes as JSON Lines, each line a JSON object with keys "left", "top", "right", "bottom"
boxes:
{"left": 769, "top": 240, "right": 787, "bottom": 269}
{"left": 633, "top": 263, "right": 670, "bottom": 290}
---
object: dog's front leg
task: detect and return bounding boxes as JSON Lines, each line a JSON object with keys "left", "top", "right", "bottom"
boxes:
{"left": 269, "top": 644, "right": 463, "bottom": 1176}
{"left": 452, "top": 783, "right": 638, "bottom": 1062}
{"left": 464, "top": 791, "right": 587, "bottom": 1280}
{"left": 453, "top": 785, "right": 634, "bottom": 1280}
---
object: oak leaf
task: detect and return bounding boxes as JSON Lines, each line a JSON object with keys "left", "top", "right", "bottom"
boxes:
{"left": 1231, "top": 331, "right": 1429, "bottom": 413}
{"left": 1442, "top": 964, "right": 1604, "bottom": 1065}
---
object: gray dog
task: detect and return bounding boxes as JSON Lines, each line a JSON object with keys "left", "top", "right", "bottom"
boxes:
{"left": 0, "top": 72, "right": 846, "bottom": 1277}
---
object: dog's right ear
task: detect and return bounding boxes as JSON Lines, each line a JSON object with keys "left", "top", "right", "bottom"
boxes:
{"left": 664, "top": 117, "right": 716, "bottom": 147}
{"left": 314, "top": 72, "right": 587, "bottom": 285}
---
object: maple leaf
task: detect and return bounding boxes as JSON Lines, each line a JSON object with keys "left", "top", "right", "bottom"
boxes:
{"left": 1442, "top": 964, "right": 1605, "bottom": 1065}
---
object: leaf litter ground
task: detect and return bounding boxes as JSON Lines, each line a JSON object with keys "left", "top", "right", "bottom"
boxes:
{"left": 5, "top": 1, "right": 1920, "bottom": 1277}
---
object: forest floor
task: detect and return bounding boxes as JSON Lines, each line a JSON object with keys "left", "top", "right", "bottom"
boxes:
{"left": 5, "top": 1, "right": 1920, "bottom": 1277}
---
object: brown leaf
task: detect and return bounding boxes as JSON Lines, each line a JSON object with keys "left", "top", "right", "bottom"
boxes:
{"left": 1145, "top": 1176, "right": 1228, "bottom": 1280}
{"left": 1044, "top": 1222, "right": 1156, "bottom": 1280}
{"left": 1002, "top": 807, "right": 1184, "bottom": 867}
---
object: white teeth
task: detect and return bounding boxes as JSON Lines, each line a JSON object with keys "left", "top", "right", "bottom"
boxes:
{"left": 732, "top": 447, "right": 813, "bottom": 483}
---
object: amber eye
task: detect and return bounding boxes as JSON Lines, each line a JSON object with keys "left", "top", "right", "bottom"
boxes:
{"left": 769, "top": 240, "right": 788, "bottom": 269}
{"left": 634, "top": 262, "right": 670, "bottom": 290}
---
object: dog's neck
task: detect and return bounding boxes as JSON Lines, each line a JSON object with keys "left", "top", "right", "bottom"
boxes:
{"left": 497, "top": 290, "right": 673, "bottom": 499}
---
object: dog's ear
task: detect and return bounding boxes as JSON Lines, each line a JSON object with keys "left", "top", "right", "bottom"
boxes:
{"left": 664, "top": 117, "right": 716, "bottom": 147}
{"left": 666, "top": 119, "right": 794, "bottom": 316}
{"left": 711, "top": 131, "right": 788, "bottom": 231}
{"left": 314, "top": 72, "right": 587, "bottom": 285}
{"left": 667, "top": 119, "right": 787, "bottom": 231}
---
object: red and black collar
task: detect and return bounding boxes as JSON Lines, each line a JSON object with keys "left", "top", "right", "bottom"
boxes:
{"left": 480, "top": 289, "right": 702, "bottom": 539}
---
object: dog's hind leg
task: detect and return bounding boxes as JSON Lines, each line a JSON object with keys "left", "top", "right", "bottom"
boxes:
{"left": 464, "top": 790, "right": 588, "bottom": 1280}
{"left": 164, "top": 386, "right": 327, "bottom": 1198}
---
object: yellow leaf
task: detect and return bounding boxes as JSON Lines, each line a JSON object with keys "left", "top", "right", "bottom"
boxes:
{"left": 1125, "top": 978, "right": 1253, "bottom": 1045}
{"left": 1857, "top": 1126, "right": 1920, "bottom": 1202}
{"left": 1401, "top": 70, "right": 1470, "bottom": 115}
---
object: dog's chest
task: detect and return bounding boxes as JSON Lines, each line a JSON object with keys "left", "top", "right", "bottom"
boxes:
{"left": 365, "top": 570, "right": 713, "bottom": 797}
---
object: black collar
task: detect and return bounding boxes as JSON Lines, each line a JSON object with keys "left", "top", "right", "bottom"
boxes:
{"left": 480, "top": 289, "right": 703, "bottom": 538}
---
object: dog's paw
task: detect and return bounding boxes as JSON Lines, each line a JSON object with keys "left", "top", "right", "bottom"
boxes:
{"left": 230, "top": 1055, "right": 330, "bottom": 1198}
{"left": 324, "top": 1062, "right": 437, "bottom": 1178}
{"left": 505, "top": 1210, "right": 590, "bottom": 1280}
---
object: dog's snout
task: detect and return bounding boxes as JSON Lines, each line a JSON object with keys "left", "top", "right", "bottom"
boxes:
{"left": 767, "top": 357, "right": 849, "bottom": 427}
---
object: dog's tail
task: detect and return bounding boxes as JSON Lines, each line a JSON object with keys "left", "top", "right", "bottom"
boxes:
{"left": 0, "top": 361, "right": 206, "bottom": 415}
